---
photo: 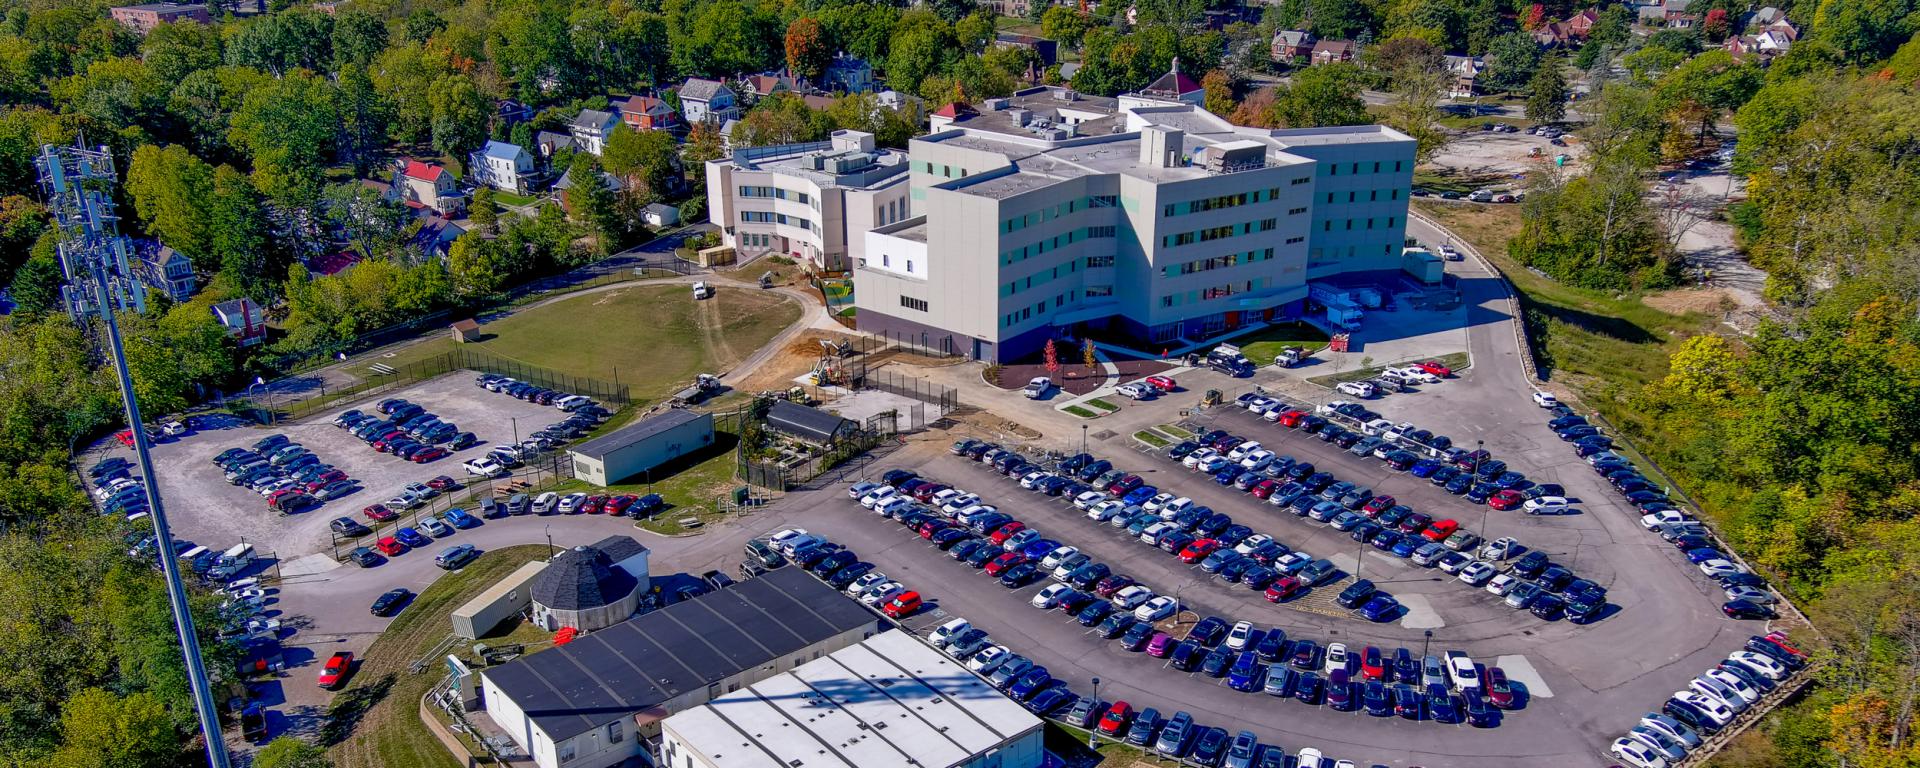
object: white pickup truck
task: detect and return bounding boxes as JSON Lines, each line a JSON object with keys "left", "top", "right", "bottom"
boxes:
{"left": 1021, "top": 377, "right": 1053, "bottom": 399}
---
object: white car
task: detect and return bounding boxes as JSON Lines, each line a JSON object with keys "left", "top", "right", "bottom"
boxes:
{"left": 1039, "top": 546, "right": 1080, "bottom": 571}
{"left": 1182, "top": 448, "right": 1218, "bottom": 469}
{"left": 1142, "top": 493, "right": 1178, "bottom": 512}
{"left": 942, "top": 494, "right": 981, "bottom": 514}
{"left": 1479, "top": 537, "right": 1520, "bottom": 560}
{"left": 1523, "top": 496, "right": 1569, "bottom": 513}
{"left": 1445, "top": 650, "right": 1479, "bottom": 690}
{"left": 1021, "top": 377, "right": 1053, "bottom": 398}
{"left": 1295, "top": 748, "right": 1325, "bottom": 768}
{"left": 1640, "top": 510, "right": 1691, "bottom": 530}
{"left": 463, "top": 457, "right": 507, "bottom": 476}
{"left": 1725, "top": 585, "right": 1775, "bottom": 604}
{"left": 1139, "top": 522, "right": 1173, "bottom": 544}
{"left": 1611, "top": 737, "right": 1670, "bottom": 768}
{"left": 1702, "top": 668, "right": 1761, "bottom": 706}
{"left": 931, "top": 488, "right": 963, "bottom": 507}
{"left": 1687, "top": 678, "right": 1748, "bottom": 712}
{"left": 1087, "top": 500, "right": 1127, "bottom": 521}
{"left": 1134, "top": 596, "right": 1179, "bottom": 622}
{"left": 1073, "top": 491, "right": 1107, "bottom": 510}
{"left": 1726, "top": 651, "right": 1789, "bottom": 681}
{"left": 1335, "top": 380, "right": 1376, "bottom": 398}
{"left": 844, "top": 572, "right": 889, "bottom": 596}
{"left": 1226, "top": 441, "right": 1263, "bottom": 461}
{"left": 1438, "top": 245, "right": 1462, "bottom": 260}
{"left": 1243, "top": 395, "right": 1277, "bottom": 412}
{"left": 769, "top": 528, "right": 812, "bottom": 551}
{"left": 547, "top": 494, "right": 583, "bottom": 513}
{"left": 1627, "top": 726, "right": 1689, "bottom": 762}
{"left": 1235, "top": 534, "right": 1274, "bottom": 556}
{"left": 876, "top": 497, "right": 914, "bottom": 518}
{"left": 1698, "top": 558, "right": 1744, "bottom": 578}
{"left": 1485, "top": 574, "right": 1518, "bottom": 596}
{"left": 969, "top": 645, "right": 1011, "bottom": 674}
{"left": 1362, "top": 418, "right": 1394, "bottom": 436}
{"left": 1437, "top": 555, "right": 1472, "bottom": 574}
{"left": 859, "top": 582, "right": 905, "bottom": 606}
{"left": 1112, "top": 585, "right": 1154, "bottom": 609}
{"left": 1161, "top": 497, "right": 1195, "bottom": 516}
{"left": 1532, "top": 391, "right": 1559, "bottom": 408}
{"left": 1019, "top": 471, "right": 1051, "bottom": 490}
{"left": 929, "top": 619, "right": 971, "bottom": 649}
{"left": 1116, "top": 382, "right": 1154, "bottom": 400}
{"left": 1323, "top": 642, "right": 1349, "bottom": 675}
{"left": 1395, "top": 367, "right": 1442, "bottom": 385}
{"left": 1457, "top": 562, "right": 1496, "bottom": 586}
{"left": 1032, "top": 583, "right": 1075, "bottom": 609}
{"left": 1226, "top": 621, "right": 1256, "bottom": 650}
{"left": 858, "top": 486, "right": 897, "bottom": 508}
{"left": 1672, "top": 691, "right": 1736, "bottom": 726}
{"left": 1239, "top": 450, "right": 1275, "bottom": 471}
{"left": 1382, "top": 422, "right": 1415, "bottom": 442}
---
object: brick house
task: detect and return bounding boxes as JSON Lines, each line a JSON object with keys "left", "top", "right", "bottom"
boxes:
{"left": 616, "top": 95, "right": 678, "bottom": 131}
{"left": 1309, "top": 39, "right": 1358, "bottom": 66}
{"left": 110, "top": 3, "right": 209, "bottom": 34}
{"left": 391, "top": 159, "right": 465, "bottom": 216}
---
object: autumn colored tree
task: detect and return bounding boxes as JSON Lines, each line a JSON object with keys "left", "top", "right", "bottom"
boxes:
{"left": 1521, "top": 3, "right": 1545, "bottom": 30}
{"left": 1044, "top": 338, "right": 1059, "bottom": 376}
{"left": 1701, "top": 9, "right": 1729, "bottom": 41}
{"left": 785, "top": 17, "right": 832, "bottom": 82}
{"left": 1083, "top": 338, "right": 1097, "bottom": 374}
{"left": 1201, "top": 69, "right": 1236, "bottom": 116}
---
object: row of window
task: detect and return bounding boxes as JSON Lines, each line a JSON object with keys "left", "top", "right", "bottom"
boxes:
{"left": 740, "top": 211, "right": 814, "bottom": 231}
{"left": 1000, "top": 225, "right": 1118, "bottom": 266}
{"left": 1321, "top": 216, "right": 1397, "bottom": 232}
{"left": 1001, "top": 289, "right": 1083, "bottom": 328}
{"left": 1001, "top": 258, "right": 1083, "bottom": 297}
{"left": 1327, "top": 160, "right": 1406, "bottom": 176}
{"left": 1163, "top": 218, "right": 1279, "bottom": 248}
{"left": 901, "top": 296, "right": 929, "bottom": 312}
{"left": 1001, "top": 196, "right": 1119, "bottom": 234}
{"left": 1160, "top": 181, "right": 1310, "bottom": 218}
{"left": 738, "top": 186, "right": 812, "bottom": 205}
{"left": 1162, "top": 248, "right": 1276, "bottom": 277}
{"left": 1324, "top": 189, "right": 1403, "bottom": 204}
{"left": 740, "top": 233, "right": 774, "bottom": 248}
{"left": 1159, "top": 278, "right": 1271, "bottom": 307}
{"left": 879, "top": 253, "right": 914, "bottom": 273}
{"left": 914, "top": 160, "right": 970, "bottom": 179}
{"left": 877, "top": 197, "right": 907, "bottom": 226}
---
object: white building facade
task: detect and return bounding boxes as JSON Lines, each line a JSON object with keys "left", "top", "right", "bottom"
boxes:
{"left": 704, "top": 130, "right": 911, "bottom": 271}
{"left": 851, "top": 83, "right": 1415, "bottom": 362}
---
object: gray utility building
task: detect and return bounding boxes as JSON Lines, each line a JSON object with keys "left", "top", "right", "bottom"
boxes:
{"left": 764, "top": 400, "right": 858, "bottom": 446}
{"left": 568, "top": 409, "right": 714, "bottom": 486}
{"left": 477, "top": 567, "right": 879, "bottom": 768}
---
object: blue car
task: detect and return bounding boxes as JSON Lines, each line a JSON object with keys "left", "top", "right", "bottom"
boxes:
{"left": 1444, "top": 475, "right": 1473, "bottom": 494}
{"left": 1370, "top": 530, "right": 1402, "bottom": 551}
{"left": 1026, "top": 687, "right": 1074, "bottom": 715}
{"left": 1390, "top": 536, "right": 1423, "bottom": 558}
{"left": 1363, "top": 681, "right": 1393, "bottom": 716}
{"left": 1426, "top": 684, "right": 1459, "bottom": 723}
{"left": 443, "top": 508, "right": 481, "bottom": 528}
{"left": 1288, "top": 495, "right": 1318, "bottom": 516}
{"left": 1408, "top": 459, "right": 1442, "bottom": 478}
{"left": 1021, "top": 539, "right": 1062, "bottom": 561}
{"left": 1494, "top": 471, "right": 1529, "bottom": 490}
{"left": 1123, "top": 485, "right": 1158, "bottom": 506}
{"left": 1213, "top": 467, "right": 1243, "bottom": 486}
{"left": 395, "top": 527, "right": 432, "bottom": 548}
{"left": 1227, "top": 652, "right": 1265, "bottom": 691}
{"left": 1009, "top": 667, "right": 1053, "bottom": 700}
{"left": 1686, "top": 547, "right": 1725, "bottom": 564}
{"left": 1359, "top": 594, "right": 1400, "bottom": 622}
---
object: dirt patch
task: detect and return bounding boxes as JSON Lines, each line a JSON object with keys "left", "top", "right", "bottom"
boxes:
{"left": 947, "top": 408, "right": 1044, "bottom": 440}
{"left": 993, "top": 359, "right": 1174, "bottom": 396}
{"left": 1640, "top": 287, "right": 1739, "bottom": 316}
{"left": 730, "top": 330, "right": 863, "bottom": 393}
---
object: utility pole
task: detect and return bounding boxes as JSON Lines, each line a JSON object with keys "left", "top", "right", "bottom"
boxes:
{"left": 39, "top": 144, "right": 231, "bottom": 768}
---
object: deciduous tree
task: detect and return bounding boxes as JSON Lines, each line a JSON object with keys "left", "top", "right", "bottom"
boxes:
{"left": 785, "top": 17, "right": 831, "bottom": 82}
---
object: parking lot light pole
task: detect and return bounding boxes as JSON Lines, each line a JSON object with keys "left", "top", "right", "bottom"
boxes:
{"left": 1421, "top": 629, "right": 1434, "bottom": 659}
{"left": 1081, "top": 425, "right": 1087, "bottom": 455}
{"left": 1088, "top": 676, "right": 1101, "bottom": 748}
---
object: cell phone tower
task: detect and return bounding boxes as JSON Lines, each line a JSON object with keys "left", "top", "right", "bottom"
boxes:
{"left": 37, "top": 143, "right": 232, "bottom": 768}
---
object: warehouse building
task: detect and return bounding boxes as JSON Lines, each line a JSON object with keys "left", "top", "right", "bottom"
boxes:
{"left": 568, "top": 410, "right": 714, "bottom": 486}
{"left": 660, "top": 630, "right": 1045, "bottom": 768}
{"left": 477, "top": 568, "right": 878, "bottom": 768}
{"left": 451, "top": 560, "right": 548, "bottom": 639}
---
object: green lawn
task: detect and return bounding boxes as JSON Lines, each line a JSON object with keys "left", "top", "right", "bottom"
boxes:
{"left": 1234, "top": 321, "right": 1332, "bottom": 366}
{"left": 369, "top": 284, "right": 800, "bottom": 406}
{"left": 491, "top": 190, "right": 536, "bottom": 206}
{"left": 326, "top": 544, "right": 555, "bottom": 768}
{"left": 1063, "top": 405, "right": 1099, "bottom": 418}
{"left": 1086, "top": 398, "right": 1119, "bottom": 412}
{"left": 1133, "top": 430, "right": 1170, "bottom": 447}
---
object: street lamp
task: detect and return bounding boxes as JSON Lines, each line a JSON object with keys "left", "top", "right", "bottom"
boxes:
{"left": 1421, "top": 629, "right": 1434, "bottom": 659}
{"left": 1088, "top": 676, "right": 1102, "bottom": 749}
{"left": 1081, "top": 424, "right": 1088, "bottom": 455}
{"left": 1476, "top": 438, "right": 1489, "bottom": 539}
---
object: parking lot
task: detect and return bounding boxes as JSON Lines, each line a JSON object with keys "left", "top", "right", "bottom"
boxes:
{"left": 106, "top": 374, "right": 576, "bottom": 559}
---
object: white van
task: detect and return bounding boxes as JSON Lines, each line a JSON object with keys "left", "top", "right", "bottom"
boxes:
{"left": 208, "top": 543, "right": 255, "bottom": 580}
{"left": 691, "top": 282, "right": 713, "bottom": 299}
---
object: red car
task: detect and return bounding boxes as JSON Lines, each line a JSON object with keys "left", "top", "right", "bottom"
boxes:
{"left": 984, "top": 552, "right": 1027, "bottom": 576}
{"left": 375, "top": 536, "right": 406, "bottom": 556}
{"left": 911, "top": 483, "right": 949, "bottom": 503}
{"left": 1422, "top": 519, "right": 1460, "bottom": 542}
{"left": 426, "top": 475, "right": 461, "bottom": 491}
{"left": 1276, "top": 410, "right": 1308, "bottom": 428}
{"left": 1265, "top": 576, "right": 1306, "bottom": 602}
{"left": 1762, "top": 631, "right": 1808, "bottom": 659}
{"left": 1416, "top": 360, "right": 1452, "bottom": 377}
{"left": 917, "top": 520, "right": 951, "bottom": 539}
{"left": 1487, "top": 489, "right": 1526, "bottom": 510}
{"left": 1097, "top": 701, "right": 1135, "bottom": 735}
{"left": 315, "top": 470, "right": 349, "bottom": 485}
{"left": 1362, "top": 495, "right": 1396, "bottom": 514}
{"left": 317, "top": 651, "right": 354, "bottom": 689}
{"left": 1486, "top": 667, "right": 1515, "bottom": 709}
{"left": 988, "top": 522, "right": 1027, "bottom": 546}
{"left": 115, "top": 429, "right": 136, "bottom": 447}
{"left": 1144, "top": 375, "right": 1178, "bottom": 391}
{"left": 363, "top": 503, "right": 397, "bottom": 522}
{"left": 604, "top": 495, "right": 637, "bottom": 516}
{"left": 1360, "top": 646, "right": 1386, "bottom": 680}
{"left": 1178, "top": 539, "right": 1221, "bottom": 563}
{"left": 880, "top": 590, "right": 922, "bottom": 618}
{"left": 1250, "top": 479, "right": 1279, "bottom": 499}
{"left": 411, "top": 447, "right": 448, "bottom": 463}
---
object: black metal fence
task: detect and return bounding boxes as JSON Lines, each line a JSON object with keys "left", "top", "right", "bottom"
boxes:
{"left": 854, "top": 368, "right": 960, "bottom": 413}
{"left": 730, "top": 399, "right": 900, "bottom": 491}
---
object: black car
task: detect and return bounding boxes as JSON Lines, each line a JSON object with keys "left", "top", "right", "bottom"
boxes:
{"left": 931, "top": 528, "right": 971, "bottom": 549}
{"left": 1190, "top": 727, "right": 1230, "bottom": 767}
{"left": 808, "top": 550, "right": 857, "bottom": 578}
{"left": 1096, "top": 612, "right": 1136, "bottom": 638}
{"left": 370, "top": 588, "right": 411, "bottom": 615}
{"left": 950, "top": 539, "right": 987, "bottom": 562}
{"left": 826, "top": 561, "right": 874, "bottom": 589}
{"left": 1289, "top": 639, "right": 1320, "bottom": 670}
{"left": 1121, "top": 620, "right": 1157, "bottom": 651}
{"left": 1170, "top": 641, "right": 1204, "bottom": 672}
{"left": 1168, "top": 441, "right": 1201, "bottom": 459}
{"left": 998, "top": 562, "right": 1038, "bottom": 587}
{"left": 1200, "top": 646, "right": 1234, "bottom": 677}
{"left": 1077, "top": 601, "right": 1115, "bottom": 627}
{"left": 1512, "top": 551, "right": 1550, "bottom": 578}
{"left": 1125, "top": 707, "right": 1162, "bottom": 746}
{"left": 1293, "top": 672, "right": 1323, "bottom": 704}
{"left": 1336, "top": 579, "right": 1377, "bottom": 608}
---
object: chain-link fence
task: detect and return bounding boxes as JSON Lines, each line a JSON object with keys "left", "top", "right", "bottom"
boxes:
{"left": 855, "top": 369, "right": 960, "bottom": 413}
{"left": 254, "top": 348, "right": 630, "bottom": 425}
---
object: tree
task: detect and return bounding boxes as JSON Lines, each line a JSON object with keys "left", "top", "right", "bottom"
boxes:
{"left": 730, "top": 93, "right": 830, "bottom": 148}
{"left": 1366, "top": 36, "right": 1444, "bottom": 82}
{"left": 208, "top": 165, "right": 277, "bottom": 302}
{"left": 1269, "top": 63, "right": 1369, "bottom": 127}
{"left": 602, "top": 126, "right": 678, "bottom": 193}
{"left": 335, "top": 64, "right": 389, "bottom": 178}
{"left": 330, "top": 9, "right": 388, "bottom": 69}
{"left": 253, "top": 738, "right": 332, "bottom": 768}
{"left": 1041, "top": 7, "right": 1093, "bottom": 49}
{"left": 469, "top": 187, "right": 498, "bottom": 235}
{"left": 9, "top": 251, "right": 65, "bottom": 317}
{"left": 674, "top": 1, "right": 780, "bottom": 78}
{"left": 565, "top": 157, "right": 622, "bottom": 250}
{"left": 1700, "top": 9, "right": 1730, "bottom": 41}
{"left": 447, "top": 232, "right": 506, "bottom": 299}
{"left": 888, "top": 23, "right": 957, "bottom": 96}
{"left": 1525, "top": 53, "right": 1568, "bottom": 123}
{"left": 784, "top": 17, "right": 832, "bottom": 82}
{"left": 140, "top": 21, "right": 222, "bottom": 84}
{"left": 223, "top": 9, "right": 333, "bottom": 76}
{"left": 955, "top": 13, "right": 996, "bottom": 54}
{"left": 1380, "top": 56, "right": 1447, "bottom": 162}
{"left": 428, "top": 74, "right": 488, "bottom": 161}
{"left": 227, "top": 70, "right": 338, "bottom": 205}
{"left": 1201, "top": 70, "right": 1237, "bottom": 116}
{"left": 1306, "top": 0, "right": 1372, "bottom": 39}
{"left": 125, "top": 144, "right": 216, "bottom": 271}
{"left": 47, "top": 689, "right": 175, "bottom": 768}
{"left": 1481, "top": 31, "right": 1543, "bottom": 93}
{"left": 0, "top": 196, "right": 48, "bottom": 286}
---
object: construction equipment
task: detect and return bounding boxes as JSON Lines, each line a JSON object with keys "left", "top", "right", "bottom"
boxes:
{"left": 671, "top": 373, "right": 724, "bottom": 405}
{"left": 1275, "top": 346, "right": 1310, "bottom": 368}
{"left": 1201, "top": 389, "right": 1224, "bottom": 407}
{"left": 819, "top": 338, "right": 854, "bottom": 357}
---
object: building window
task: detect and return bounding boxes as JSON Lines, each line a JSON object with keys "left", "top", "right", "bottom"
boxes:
{"left": 1348, "top": 192, "right": 1355, "bottom": 203}
{"left": 558, "top": 742, "right": 576, "bottom": 763}
{"left": 1392, "top": 189, "right": 1400, "bottom": 200}
{"left": 1088, "top": 225, "right": 1116, "bottom": 238}
{"left": 1291, "top": 176, "right": 1310, "bottom": 185}
{"left": 607, "top": 723, "right": 624, "bottom": 744}
{"left": 882, "top": 254, "right": 890, "bottom": 267}
{"left": 1326, "top": 192, "right": 1334, "bottom": 203}
{"left": 1085, "top": 285, "right": 1113, "bottom": 297}
{"left": 906, "top": 260, "right": 913, "bottom": 272}
{"left": 1289, "top": 207, "right": 1307, "bottom": 215}
{"left": 1387, "top": 216, "right": 1396, "bottom": 228}
{"left": 1086, "top": 255, "right": 1114, "bottom": 267}
{"left": 901, "top": 296, "right": 928, "bottom": 312}
{"left": 1286, "top": 236, "right": 1304, "bottom": 244}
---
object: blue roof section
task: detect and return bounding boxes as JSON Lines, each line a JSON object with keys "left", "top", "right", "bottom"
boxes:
{"left": 481, "top": 140, "right": 528, "bottom": 160}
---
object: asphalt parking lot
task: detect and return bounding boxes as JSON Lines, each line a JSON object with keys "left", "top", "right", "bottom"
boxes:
{"left": 107, "top": 374, "right": 574, "bottom": 559}
{"left": 758, "top": 435, "right": 1762, "bottom": 768}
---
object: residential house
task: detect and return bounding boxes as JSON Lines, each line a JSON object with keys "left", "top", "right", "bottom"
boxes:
{"left": 1565, "top": 7, "right": 1600, "bottom": 37}
{"left": 983, "top": 0, "right": 1031, "bottom": 17}
{"left": 1310, "top": 39, "right": 1359, "bottom": 66}
{"left": 875, "top": 89, "right": 915, "bottom": 112}
{"left": 615, "top": 95, "right": 678, "bottom": 131}
{"left": 640, "top": 203, "right": 679, "bottom": 228}
{"left": 110, "top": 3, "right": 210, "bottom": 34}
{"left": 534, "top": 130, "right": 577, "bottom": 161}
{"left": 1271, "top": 30, "right": 1314, "bottom": 63}
{"left": 468, "top": 140, "right": 536, "bottom": 194}
{"left": 311, "top": 0, "right": 347, "bottom": 14}
{"left": 1755, "top": 26, "right": 1796, "bottom": 53}
{"left": 553, "top": 170, "right": 623, "bottom": 215}
{"left": 496, "top": 100, "right": 535, "bottom": 126}
{"left": 133, "top": 243, "right": 196, "bottom": 303}
{"left": 410, "top": 215, "right": 466, "bottom": 259}
{"left": 1639, "top": 0, "right": 1697, "bottom": 28}
{"left": 821, "top": 53, "right": 873, "bottom": 94}
{"left": 211, "top": 297, "right": 267, "bottom": 347}
{"left": 1748, "top": 6, "right": 1786, "bottom": 28}
{"left": 390, "top": 159, "right": 465, "bottom": 216}
{"left": 742, "top": 73, "right": 797, "bottom": 101}
{"left": 994, "top": 32, "right": 1059, "bottom": 67}
{"left": 569, "top": 109, "right": 619, "bottom": 156}
{"left": 1444, "top": 55, "right": 1484, "bottom": 99}
{"left": 1533, "top": 21, "right": 1572, "bottom": 46}
{"left": 679, "top": 78, "right": 739, "bottom": 125}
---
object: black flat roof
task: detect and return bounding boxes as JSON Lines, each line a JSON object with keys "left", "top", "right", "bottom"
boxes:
{"left": 481, "top": 567, "right": 875, "bottom": 742}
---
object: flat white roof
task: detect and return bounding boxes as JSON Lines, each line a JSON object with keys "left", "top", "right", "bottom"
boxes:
{"left": 663, "top": 631, "right": 1040, "bottom": 768}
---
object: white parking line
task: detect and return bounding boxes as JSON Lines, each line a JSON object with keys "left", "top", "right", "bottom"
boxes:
{"left": 1495, "top": 654, "right": 1554, "bottom": 698}
{"left": 1396, "top": 593, "right": 1445, "bottom": 629}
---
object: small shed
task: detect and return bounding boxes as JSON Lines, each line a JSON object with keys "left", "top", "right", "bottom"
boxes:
{"left": 450, "top": 318, "right": 482, "bottom": 343}
{"left": 695, "top": 244, "right": 736, "bottom": 267}
{"left": 451, "top": 560, "right": 548, "bottom": 639}
{"left": 765, "top": 400, "right": 858, "bottom": 446}
{"left": 641, "top": 203, "right": 680, "bottom": 228}
{"left": 1401, "top": 248, "right": 1444, "bottom": 284}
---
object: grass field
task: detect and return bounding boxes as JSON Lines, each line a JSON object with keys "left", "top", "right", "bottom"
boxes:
{"left": 1063, "top": 405, "right": 1099, "bottom": 418}
{"left": 1413, "top": 201, "right": 1711, "bottom": 397}
{"left": 372, "top": 285, "right": 801, "bottom": 406}
{"left": 326, "top": 544, "right": 556, "bottom": 768}
{"left": 1234, "top": 322, "right": 1332, "bottom": 365}
{"left": 1133, "top": 430, "right": 1170, "bottom": 447}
